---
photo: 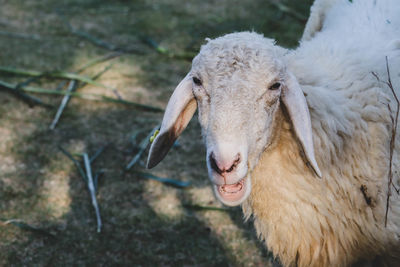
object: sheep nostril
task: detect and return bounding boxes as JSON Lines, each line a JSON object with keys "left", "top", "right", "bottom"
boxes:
{"left": 209, "top": 152, "right": 241, "bottom": 175}
{"left": 209, "top": 153, "right": 223, "bottom": 175}
{"left": 226, "top": 153, "right": 240, "bottom": 173}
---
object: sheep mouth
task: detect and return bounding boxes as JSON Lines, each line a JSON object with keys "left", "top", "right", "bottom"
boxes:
{"left": 213, "top": 177, "right": 250, "bottom": 206}
{"left": 218, "top": 179, "right": 245, "bottom": 194}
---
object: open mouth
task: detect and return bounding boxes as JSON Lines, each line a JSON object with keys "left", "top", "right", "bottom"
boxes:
{"left": 213, "top": 177, "right": 250, "bottom": 206}
{"left": 218, "top": 179, "right": 245, "bottom": 195}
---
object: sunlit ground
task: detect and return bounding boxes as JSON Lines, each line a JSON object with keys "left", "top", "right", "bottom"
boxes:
{"left": 0, "top": 0, "right": 312, "bottom": 265}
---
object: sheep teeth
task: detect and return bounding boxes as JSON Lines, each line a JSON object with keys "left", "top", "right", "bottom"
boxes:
{"left": 219, "top": 179, "right": 244, "bottom": 194}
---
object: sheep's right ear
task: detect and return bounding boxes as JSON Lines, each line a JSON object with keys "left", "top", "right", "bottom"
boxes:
{"left": 147, "top": 73, "right": 197, "bottom": 169}
{"left": 281, "top": 72, "right": 322, "bottom": 178}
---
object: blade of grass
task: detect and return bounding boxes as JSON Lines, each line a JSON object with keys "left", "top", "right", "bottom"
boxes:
{"left": 0, "top": 219, "right": 55, "bottom": 238}
{"left": 0, "top": 82, "right": 54, "bottom": 109}
{"left": 0, "top": 31, "right": 41, "bottom": 41}
{"left": 134, "top": 171, "right": 191, "bottom": 188}
{"left": 58, "top": 146, "right": 87, "bottom": 182}
{"left": 93, "top": 170, "right": 105, "bottom": 192}
{"left": 130, "top": 129, "right": 144, "bottom": 146}
{"left": 90, "top": 145, "right": 108, "bottom": 164}
{"left": 76, "top": 52, "right": 122, "bottom": 73}
{"left": 126, "top": 125, "right": 160, "bottom": 170}
{"left": 183, "top": 204, "right": 230, "bottom": 212}
{"left": 0, "top": 66, "right": 114, "bottom": 90}
{"left": 0, "top": 80, "right": 163, "bottom": 112}
{"left": 142, "top": 37, "right": 196, "bottom": 61}
{"left": 64, "top": 20, "right": 117, "bottom": 51}
{"left": 83, "top": 153, "right": 102, "bottom": 233}
{"left": 52, "top": 52, "right": 121, "bottom": 97}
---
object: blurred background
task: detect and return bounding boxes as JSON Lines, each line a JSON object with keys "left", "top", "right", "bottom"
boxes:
{"left": 0, "top": 0, "right": 313, "bottom": 265}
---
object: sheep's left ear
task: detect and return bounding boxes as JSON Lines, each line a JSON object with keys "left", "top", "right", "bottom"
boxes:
{"left": 147, "top": 73, "right": 197, "bottom": 169}
{"left": 281, "top": 72, "right": 322, "bottom": 178}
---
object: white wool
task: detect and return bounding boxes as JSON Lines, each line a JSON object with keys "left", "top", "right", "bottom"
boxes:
{"left": 147, "top": 0, "right": 400, "bottom": 265}
{"left": 240, "top": 0, "right": 400, "bottom": 266}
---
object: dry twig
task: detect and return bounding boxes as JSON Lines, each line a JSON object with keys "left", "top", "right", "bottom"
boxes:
{"left": 0, "top": 31, "right": 41, "bottom": 41}
{"left": 0, "top": 219, "right": 55, "bottom": 238}
{"left": 0, "top": 81, "right": 53, "bottom": 109}
{"left": 372, "top": 56, "right": 400, "bottom": 226}
{"left": 58, "top": 12, "right": 195, "bottom": 61}
{"left": 49, "top": 64, "right": 114, "bottom": 129}
{"left": 49, "top": 80, "right": 78, "bottom": 129}
{"left": 0, "top": 66, "right": 114, "bottom": 90}
{"left": 0, "top": 80, "right": 163, "bottom": 112}
{"left": 58, "top": 146, "right": 87, "bottom": 182}
{"left": 83, "top": 153, "right": 102, "bottom": 233}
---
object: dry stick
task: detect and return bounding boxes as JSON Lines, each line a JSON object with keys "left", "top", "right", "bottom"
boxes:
{"left": 58, "top": 146, "right": 87, "bottom": 182}
{"left": 1, "top": 53, "right": 121, "bottom": 109}
{"left": 126, "top": 125, "right": 160, "bottom": 170}
{"left": 90, "top": 145, "right": 108, "bottom": 164}
{"left": 130, "top": 129, "right": 144, "bottom": 145}
{"left": 50, "top": 52, "right": 122, "bottom": 127}
{"left": 83, "top": 153, "right": 102, "bottom": 233}
{"left": 142, "top": 37, "right": 196, "bottom": 61}
{"left": 60, "top": 13, "right": 194, "bottom": 60}
{"left": 52, "top": 52, "right": 122, "bottom": 94}
{"left": 93, "top": 170, "right": 105, "bottom": 192}
{"left": 113, "top": 89, "right": 123, "bottom": 100}
{"left": 49, "top": 80, "right": 78, "bottom": 129}
{"left": 49, "top": 64, "right": 114, "bottom": 130}
{"left": 384, "top": 56, "right": 400, "bottom": 227}
{"left": 2, "top": 74, "right": 53, "bottom": 108}
{"left": 0, "top": 66, "right": 114, "bottom": 90}
{"left": 55, "top": 80, "right": 68, "bottom": 91}
{"left": 0, "top": 81, "right": 53, "bottom": 109}
{"left": 0, "top": 80, "right": 163, "bottom": 112}
{"left": 372, "top": 56, "right": 400, "bottom": 226}
{"left": 76, "top": 52, "right": 122, "bottom": 73}
{"left": 0, "top": 31, "right": 41, "bottom": 40}
{"left": 0, "top": 219, "right": 55, "bottom": 237}
{"left": 61, "top": 16, "right": 142, "bottom": 54}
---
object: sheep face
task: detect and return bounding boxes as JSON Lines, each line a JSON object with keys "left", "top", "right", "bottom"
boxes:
{"left": 147, "top": 32, "right": 321, "bottom": 206}
{"left": 190, "top": 44, "right": 285, "bottom": 206}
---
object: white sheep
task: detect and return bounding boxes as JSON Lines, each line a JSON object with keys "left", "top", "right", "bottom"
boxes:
{"left": 147, "top": 0, "right": 400, "bottom": 266}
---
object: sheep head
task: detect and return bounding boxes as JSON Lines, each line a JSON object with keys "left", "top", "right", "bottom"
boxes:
{"left": 147, "top": 32, "right": 321, "bottom": 206}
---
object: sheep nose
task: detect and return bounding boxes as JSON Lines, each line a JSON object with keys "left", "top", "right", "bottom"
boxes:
{"left": 209, "top": 152, "right": 241, "bottom": 175}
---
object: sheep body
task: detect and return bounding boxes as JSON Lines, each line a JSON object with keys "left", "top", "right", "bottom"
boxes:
{"left": 147, "top": 0, "right": 400, "bottom": 266}
{"left": 242, "top": 0, "right": 400, "bottom": 265}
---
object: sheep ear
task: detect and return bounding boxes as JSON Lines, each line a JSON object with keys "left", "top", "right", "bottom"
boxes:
{"left": 281, "top": 72, "right": 322, "bottom": 178}
{"left": 147, "top": 73, "right": 197, "bottom": 169}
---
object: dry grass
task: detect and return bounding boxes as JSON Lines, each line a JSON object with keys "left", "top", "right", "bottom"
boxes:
{"left": 0, "top": 0, "right": 312, "bottom": 265}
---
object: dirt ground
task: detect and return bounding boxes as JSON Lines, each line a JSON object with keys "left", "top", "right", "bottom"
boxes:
{"left": 0, "top": 0, "right": 312, "bottom": 266}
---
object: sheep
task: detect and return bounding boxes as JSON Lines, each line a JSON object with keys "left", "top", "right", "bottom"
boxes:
{"left": 301, "top": 0, "right": 340, "bottom": 42}
{"left": 147, "top": 0, "right": 400, "bottom": 266}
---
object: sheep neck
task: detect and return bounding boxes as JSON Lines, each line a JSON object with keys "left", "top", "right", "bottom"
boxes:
{"left": 242, "top": 88, "right": 399, "bottom": 266}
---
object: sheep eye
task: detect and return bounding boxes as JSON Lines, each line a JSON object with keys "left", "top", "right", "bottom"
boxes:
{"left": 269, "top": 82, "right": 281, "bottom": 90}
{"left": 193, "top": 77, "right": 202, "bottom": 86}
